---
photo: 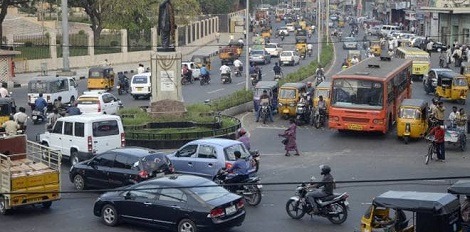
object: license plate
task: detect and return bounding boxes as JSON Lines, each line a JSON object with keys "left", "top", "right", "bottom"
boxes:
{"left": 225, "top": 205, "right": 236, "bottom": 215}
{"left": 348, "top": 124, "right": 363, "bottom": 130}
{"left": 137, "top": 87, "right": 143, "bottom": 91}
{"left": 32, "top": 116, "right": 37, "bottom": 120}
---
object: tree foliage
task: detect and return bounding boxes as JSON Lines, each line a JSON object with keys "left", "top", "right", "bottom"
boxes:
{"left": 198, "top": 0, "right": 232, "bottom": 14}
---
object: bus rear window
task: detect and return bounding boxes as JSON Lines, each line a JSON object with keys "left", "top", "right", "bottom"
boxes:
{"left": 92, "top": 120, "right": 119, "bottom": 137}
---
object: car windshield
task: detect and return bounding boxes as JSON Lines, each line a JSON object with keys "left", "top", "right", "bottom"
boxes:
{"left": 190, "top": 184, "right": 228, "bottom": 201}
{"left": 133, "top": 154, "right": 170, "bottom": 173}
{"left": 281, "top": 52, "right": 293, "bottom": 57}
{"left": 265, "top": 44, "right": 276, "bottom": 48}
{"left": 224, "top": 144, "right": 250, "bottom": 161}
{"left": 251, "top": 50, "right": 264, "bottom": 55}
{"left": 332, "top": 79, "right": 384, "bottom": 109}
{"left": 344, "top": 37, "right": 355, "bottom": 42}
{"left": 279, "top": 88, "right": 296, "bottom": 99}
{"left": 399, "top": 108, "right": 421, "bottom": 119}
{"left": 280, "top": 27, "right": 287, "bottom": 30}
{"left": 77, "top": 97, "right": 99, "bottom": 105}
{"left": 132, "top": 76, "right": 148, "bottom": 84}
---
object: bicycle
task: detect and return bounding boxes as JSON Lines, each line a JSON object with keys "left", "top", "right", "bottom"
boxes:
{"left": 425, "top": 136, "right": 437, "bottom": 165}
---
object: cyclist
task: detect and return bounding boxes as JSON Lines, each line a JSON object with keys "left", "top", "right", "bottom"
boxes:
{"left": 428, "top": 125, "right": 446, "bottom": 162}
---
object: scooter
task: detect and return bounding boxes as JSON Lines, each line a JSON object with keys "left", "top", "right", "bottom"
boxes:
{"left": 295, "top": 103, "right": 310, "bottom": 126}
{"left": 308, "top": 49, "right": 312, "bottom": 57}
{"left": 117, "top": 76, "right": 130, "bottom": 95}
{"left": 274, "top": 73, "right": 283, "bottom": 82}
{"left": 234, "top": 66, "right": 243, "bottom": 77}
{"left": 200, "top": 74, "right": 210, "bottom": 86}
{"left": 221, "top": 73, "right": 232, "bottom": 84}
{"left": 251, "top": 73, "right": 259, "bottom": 86}
{"left": 181, "top": 73, "right": 194, "bottom": 85}
{"left": 31, "top": 107, "right": 47, "bottom": 125}
{"left": 312, "top": 107, "right": 327, "bottom": 129}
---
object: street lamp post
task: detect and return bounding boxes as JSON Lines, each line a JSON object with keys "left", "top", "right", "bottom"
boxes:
{"left": 245, "top": 0, "right": 250, "bottom": 91}
{"left": 317, "top": 0, "right": 321, "bottom": 63}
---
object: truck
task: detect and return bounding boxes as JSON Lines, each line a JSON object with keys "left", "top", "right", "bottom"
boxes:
{"left": 0, "top": 135, "right": 61, "bottom": 215}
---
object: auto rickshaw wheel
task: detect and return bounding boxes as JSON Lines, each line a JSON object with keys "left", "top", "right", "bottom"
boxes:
{"left": 282, "top": 114, "right": 289, "bottom": 120}
{"left": 404, "top": 136, "right": 410, "bottom": 144}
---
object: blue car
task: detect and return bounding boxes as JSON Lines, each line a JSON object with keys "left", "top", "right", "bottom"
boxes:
{"left": 167, "top": 138, "right": 256, "bottom": 179}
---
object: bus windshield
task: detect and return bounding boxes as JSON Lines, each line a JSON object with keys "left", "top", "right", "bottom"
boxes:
{"left": 332, "top": 79, "right": 383, "bottom": 109}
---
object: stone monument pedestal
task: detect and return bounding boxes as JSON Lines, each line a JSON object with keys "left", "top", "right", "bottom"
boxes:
{"left": 149, "top": 50, "right": 186, "bottom": 118}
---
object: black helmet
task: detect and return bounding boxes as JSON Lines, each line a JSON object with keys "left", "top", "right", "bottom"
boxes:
{"left": 320, "top": 165, "right": 331, "bottom": 175}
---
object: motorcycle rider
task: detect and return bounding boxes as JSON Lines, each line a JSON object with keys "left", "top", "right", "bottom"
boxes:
{"left": 233, "top": 58, "right": 243, "bottom": 73}
{"left": 46, "top": 109, "right": 60, "bottom": 130}
{"left": 53, "top": 96, "right": 65, "bottom": 111}
{"left": 225, "top": 150, "right": 250, "bottom": 191}
{"left": 315, "top": 65, "right": 325, "bottom": 83}
{"left": 256, "top": 90, "right": 274, "bottom": 122}
{"left": 200, "top": 64, "right": 210, "bottom": 82}
{"left": 273, "top": 62, "right": 282, "bottom": 76}
{"left": 13, "top": 107, "right": 28, "bottom": 132}
{"left": 2, "top": 116, "right": 19, "bottom": 136}
{"left": 182, "top": 64, "right": 192, "bottom": 83}
{"left": 307, "top": 165, "right": 335, "bottom": 213}
{"left": 66, "top": 101, "right": 82, "bottom": 116}
{"left": 317, "top": 96, "right": 327, "bottom": 117}
{"left": 34, "top": 93, "right": 48, "bottom": 115}
{"left": 307, "top": 43, "right": 313, "bottom": 54}
{"left": 237, "top": 128, "right": 251, "bottom": 151}
{"left": 220, "top": 63, "right": 232, "bottom": 79}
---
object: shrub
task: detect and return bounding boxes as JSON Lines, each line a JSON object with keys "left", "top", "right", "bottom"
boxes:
{"left": 110, "top": 41, "right": 119, "bottom": 47}
{"left": 78, "top": 30, "right": 86, "bottom": 35}
{"left": 24, "top": 41, "right": 33, "bottom": 47}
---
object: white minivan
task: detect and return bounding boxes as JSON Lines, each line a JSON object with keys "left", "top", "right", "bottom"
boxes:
{"left": 380, "top": 25, "right": 402, "bottom": 38}
{"left": 28, "top": 75, "right": 79, "bottom": 110}
{"left": 130, "top": 72, "right": 152, "bottom": 100}
{"left": 39, "top": 114, "right": 125, "bottom": 165}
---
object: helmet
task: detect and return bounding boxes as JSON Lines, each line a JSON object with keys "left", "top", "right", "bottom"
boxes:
{"left": 320, "top": 165, "right": 331, "bottom": 175}
{"left": 238, "top": 128, "right": 247, "bottom": 136}
{"left": 307, "top": 82, "right": 312, "bottom": 87}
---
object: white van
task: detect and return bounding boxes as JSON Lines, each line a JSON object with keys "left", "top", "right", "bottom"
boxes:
{"left": 39, "top": 114, "right": 125, "bottom": 165}
{"left": 130, "top": 72, "right": 152, "bottom": 100}
{"left": 28, "top": 76, "right": 79, "bottom": 110}
{"left": 380, "top": 25, "right": 402, "bottom": 38}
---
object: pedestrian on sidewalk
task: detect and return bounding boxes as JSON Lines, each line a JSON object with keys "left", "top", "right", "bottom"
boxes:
{"left": 278, "top": 118, "right": 300, "bottom": 156}
{"left": 229, "top": 34, "right": 234, "bottom": 43}
{"left": 216, "top": 32, "right": 220, "bottom": 44}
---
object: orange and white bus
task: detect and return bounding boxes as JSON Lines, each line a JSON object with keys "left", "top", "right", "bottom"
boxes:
{"left": 328, "top": 57, "right": 413, "bottom": 134}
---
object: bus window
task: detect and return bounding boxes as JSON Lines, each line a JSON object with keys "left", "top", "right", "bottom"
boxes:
{"left": 332, "top": 79, "right": 383, "bottom": 108}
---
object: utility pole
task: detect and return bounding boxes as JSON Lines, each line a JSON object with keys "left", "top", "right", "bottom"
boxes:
{"left": 57, "top": 0, "right": 75, "bottom": 75}
{"left": 317, "top": 0, "right": 321, "bottom": 63}
{"left": 326, "top": 0, "right": 329, "bottom": 44}
{"left": 245, "top": 0, "right": 250, "bottom": 91}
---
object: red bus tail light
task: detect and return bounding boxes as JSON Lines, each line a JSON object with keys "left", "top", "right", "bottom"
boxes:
{"left": 87, "top": 136, "right": 93, "bottom": 152}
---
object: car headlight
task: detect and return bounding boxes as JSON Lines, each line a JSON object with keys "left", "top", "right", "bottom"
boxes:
{"left": 278, "top": 103, "right": 283, "bottom": 106}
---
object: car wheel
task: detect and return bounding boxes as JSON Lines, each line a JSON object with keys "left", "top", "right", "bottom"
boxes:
{"left": 70, "top": 96, "right": 75, "bottom": 104}
{"left": 70, "top": 150, "right": 80, "bottom": 166}
{"left": 73, "top": 174, "right": 86, "bottom": 190}
{"left": 101, "top": 204, "right": 119, "bottom": 226}
{"left": 178, "top": 218, "right": 198, "bottom": 232}
{"left": 0, "top": 196, "right": 11, "bottom": 215}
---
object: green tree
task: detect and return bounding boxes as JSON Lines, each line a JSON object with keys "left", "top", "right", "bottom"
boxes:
{"left": 0, "top": 0, "right": 30, "bottom": 45}
{"left": 198, "top": 0, "right": 232, "bottom": 14}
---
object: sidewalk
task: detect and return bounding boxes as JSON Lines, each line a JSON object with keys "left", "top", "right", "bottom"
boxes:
{"left": 12, "top": 33, "right": 242, "bottom": 87}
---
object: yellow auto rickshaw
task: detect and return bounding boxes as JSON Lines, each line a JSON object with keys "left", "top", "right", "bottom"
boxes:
{"left": 360, "top": 191, "right": 462, "bottom": 232}
{"left": 0, "top": 97, "right": 16, "bottom": 125}
{"left": 338, "top": 19, "right": 345, "bottom": 28}
{"left": 346, "top": 50, "right": 362, "bottom": 67}
{"left": 435, "top": 71, "right": 468, "bottom": 105}
{"left": 278, "top": 83, "right": 307, "bottom": 119}
{"left": 370, "top": 40, "right": 382, "bottom": 56}
{"left": 261, "top": 28, "right": 272, "bottom": 39}
{"left": 313, "top": 81, "right": 331, "bottom": 109}
{"left": 191, "top": 55, "right": 211, "bottom": 70}
{"left": 87, "top": 66, "right": 115, "bottom": 90}
{"left": 460, "top": 62, "right": 470, "bottom": 87}
{"left": 295, "top": 37, "right": 307, "bottom": 59}
{"left": 396, "top": 99, "right": 429, "bottom": 144}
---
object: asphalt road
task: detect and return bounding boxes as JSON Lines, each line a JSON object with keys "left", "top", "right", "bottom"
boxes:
{"left": 4, "top": 22, "right": 470, "bottom": 232}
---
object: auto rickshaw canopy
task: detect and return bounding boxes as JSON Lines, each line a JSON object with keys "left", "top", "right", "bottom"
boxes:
{"left": 191, "top": 55, "right": 211, "bottom": 69}
{"left": 88, "top": 66, "right": 114, "bottom": 78}
{"left": 437, "top": 71, "right": 468, "bottom": 85}
{"left": 373, "top": 191, "right": 460, "bottom": 215}
{"left": 400, "top": 99, "right": 428, "bottom": 110}
{"left": 448, "top": 180, "right": 470, "bottom": 195}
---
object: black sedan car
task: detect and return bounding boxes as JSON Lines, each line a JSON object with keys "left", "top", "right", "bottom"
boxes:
{"left": 69, "top": 147, "right": 174, "bottom": 190}
{"left": 93, "top": 174, "right": 246, "bottom": 232}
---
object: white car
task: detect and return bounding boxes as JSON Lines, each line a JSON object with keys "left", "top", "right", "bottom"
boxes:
{"left": 286, "top": 23, "right": 295, "bottom": 32}
{"left": 76, "top": 91, "right": 122, "bottom": 115}
{"left": 279, "top": 51, "right": 300, "bottom": 66}
{"left": 265, "top": 43, "right": 283, "bottom": 57}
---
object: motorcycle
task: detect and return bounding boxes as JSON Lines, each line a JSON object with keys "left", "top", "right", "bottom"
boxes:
{"left": 307, "top": 49, "right": 312, "bottom": 57}
{"left": 315, "top": 74, "right": 325, "bottom": 86}
{"left": 281, "top": 35, "right": 285, "bottom": 41}
{"left": 251, "top": 73, "right": 259, "bottom": 86}
{"left": 259, "top": 104, "right": 270, "bottom": 124}
{"left": 234, "top": 66, "right": 243, "bottom": 77}
{"left": 285, "top": 183, "right": 349, "bottom": 224}
{"left": 200, "top": 74, "right": 210, "bottom": 86}
{"left": 181, "top": 73, "right": 194, "bottom": 85}
{"left": 31, "top": 106, "right": 47, "bottom": 125}
{"left": 312, "top": 107, "right": 327, "bottom": 129}
{"left": 117, "top": 75, "right": 129, "bottom": 95}
{"left": 214, "top": 169, "right": 263, "bottom": 206}
{"left": 274, "top": 73, "right": 283, "bottom": 82}
{"left": 221, "top": 73, "right": 232, "bottom": 84}
{"left": 295, "top": 103, "right": 310, "bottom": 126}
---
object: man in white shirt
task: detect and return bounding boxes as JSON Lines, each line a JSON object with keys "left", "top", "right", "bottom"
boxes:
{"left": 0, "top": 83, "right": 8, "bottom": 98}
{"left": 233, "top": 59, "right": 243, "bottom": 72}
{"left": 137, "top": 64, "right": 145, "bottom": 74}
{"left": 220, "top": 64, "right": 231, "bottom": 76}
{"left": 449, "top": 106, "right": 459, "bottom": 127}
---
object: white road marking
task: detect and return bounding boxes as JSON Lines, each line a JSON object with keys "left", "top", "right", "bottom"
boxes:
{"left": 236, "top": 81, "right": 246, "bottom": 85}
{"left": 207, "top": 88, "right": 225, "bottom": 94}
{"left": 256, "top": 126, "right": 288, "bottom": 130}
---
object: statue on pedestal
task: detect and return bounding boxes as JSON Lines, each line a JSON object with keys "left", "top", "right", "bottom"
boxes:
{"left": 158, "top": 0, "right": 176, "bottom": 51}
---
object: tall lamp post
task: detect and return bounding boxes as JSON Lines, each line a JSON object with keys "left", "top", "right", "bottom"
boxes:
{"left": 317, "top": 0, "right": 321, "bottom": 63}
{"left": 245, "top": 0, "right": 250, "bottom": 91}
{"left": 57, "top": 0, "right": 75, "bottom": 75}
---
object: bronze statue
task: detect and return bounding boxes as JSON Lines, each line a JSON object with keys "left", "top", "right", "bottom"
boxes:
{"left": 158, "top": 0, "right": 176, "bottom": 50}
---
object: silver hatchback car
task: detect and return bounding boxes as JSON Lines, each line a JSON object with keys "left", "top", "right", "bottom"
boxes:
{"left": 167, "top": 138, "right": 256, "bottom": 179}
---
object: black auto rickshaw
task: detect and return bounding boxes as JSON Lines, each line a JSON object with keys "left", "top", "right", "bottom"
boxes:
{"left": 253, "top": 81, "right": 279, "bottom": 113}
{"left": 360, "top": 191, "right": 462, "bottom": 232}
{"left": 87, "top": 66, "right": 115, "bottom": 90}
{"left": 0, "top": 97, "right": 16, "bottom": 125}
{"left": 448, "top": 180, "right": 470, "bottom": 232}
{"left": 191, "top": 55, "right": 211, "bottom": 70}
